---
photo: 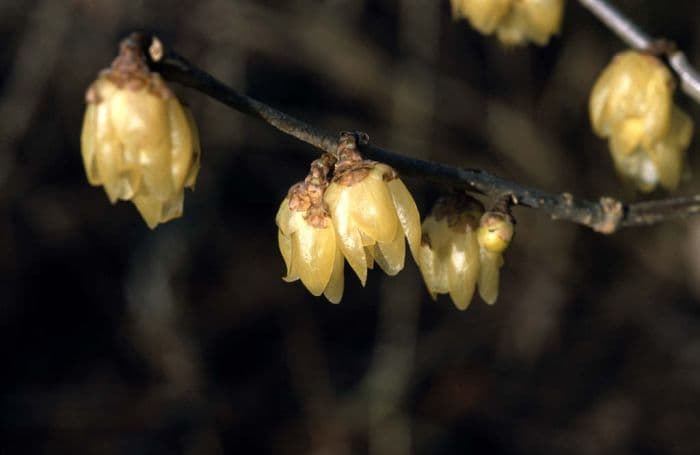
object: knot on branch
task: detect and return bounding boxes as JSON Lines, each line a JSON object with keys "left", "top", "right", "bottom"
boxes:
{"left": 593, "top": 197, "right": 624, "bottom": 234}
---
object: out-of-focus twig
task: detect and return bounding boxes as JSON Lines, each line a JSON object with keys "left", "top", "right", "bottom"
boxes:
{"left": 577, "top": 0, "right": 700, "bottom": 103}
{"left": 130, "top": 34, "right": 700, "bottom": 234}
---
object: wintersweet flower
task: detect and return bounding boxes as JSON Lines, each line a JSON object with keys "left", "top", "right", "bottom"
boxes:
{"left": 590, "top": 50, "right": 693, "bottom": 192}
{"left": 81, "top": 34, "right": 200, "bottom": 228}
{"left": 276, "top": 155, "right": 344, "bottom": 303}
{"left": 418, "top": 194, "right": 484, "bottom": 310}
{"left": 418, "top": 194, "right": 515, "bottom": 309}
{"left": 323, "top": 133, "right": 421, "bottom": 286}
{"left": 590, "top": 51, "right": 674, "bottom": 157}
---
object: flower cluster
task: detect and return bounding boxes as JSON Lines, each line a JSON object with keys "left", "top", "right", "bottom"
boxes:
{"left": 417, "top": 193, "right": 514, "bottom": 310}
{"left": 81, "top": 34, "right": 200, "bottom": 228}
{"left": 450, "top": 0, "right": 564, "bottom": 46}
{"left": 82, "top": 37, "right": 527, "bottom": 311}
{"left": 590, "top": 50, "right": 694, "bottom": 192}
{"left": 276, "top": 133, "right": 421, "bottom": 303}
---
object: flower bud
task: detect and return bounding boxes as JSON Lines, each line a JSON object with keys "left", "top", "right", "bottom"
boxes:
{"left": 323, "top": 133, "right": 421, "bottom": 286}
{"left": 276, "top": 155, "right": 345, "bottom": 303}
{"left": 417, "top": 194, "right": 483, "bottom": 310}
{"left": 476, "top": 211, "right": 514, "bottom": 254}
{"left": 80, "top": 34, "right": 200, "bottom": 228}
{"left": 476, "top": 211, "right": 514, "bottom": 305}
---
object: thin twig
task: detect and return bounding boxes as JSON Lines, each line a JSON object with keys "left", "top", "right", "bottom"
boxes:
{"left": 141, "top": 34, "right": 700, "bottom": 234}
{"left": 577, "top": 0, "right": 700, "bottom": 104}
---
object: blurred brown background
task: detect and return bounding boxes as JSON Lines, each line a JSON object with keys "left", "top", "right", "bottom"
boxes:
{"left": 3, "top": 0, "right": 700, "bottom": 453}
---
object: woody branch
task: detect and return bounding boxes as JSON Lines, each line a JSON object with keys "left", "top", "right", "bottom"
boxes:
{"left": 139, "top": 33, "right": 700, "bottom": 234}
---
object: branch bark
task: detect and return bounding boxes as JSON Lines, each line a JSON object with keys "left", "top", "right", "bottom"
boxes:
{"left": 140, "top": 34, "right": 700, "bottom": 234}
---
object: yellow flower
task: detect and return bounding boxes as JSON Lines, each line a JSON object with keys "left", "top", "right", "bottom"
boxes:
{"left": 81, "top": 34, "right": 200, "bottom": 228}
{"left": 323, "top": 133, "right": 421, "bottom": 286}
{"left": 476, "top": 211, "right": 514, "bottom": 305}
{"left": 418, "top": 194, "right": 483, "bottom": 310}
{"left": 276, "top": 155, "right": 344, "bottom": 303}
{"left": 417, "top": 194, "right": 514, "bottom": 309}
{"left": 590, "top": 51, "right": 674, "bottom": 155}
{"left": 451, "top": 0, "right": 564, "bottom": 46}
{"left": 590, "top": 50, "right": 693, "bottom": 192}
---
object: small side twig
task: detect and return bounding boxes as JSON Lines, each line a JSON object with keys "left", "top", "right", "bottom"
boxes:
{"left": 138, "top": 34, "right": 700, "bottom": 234}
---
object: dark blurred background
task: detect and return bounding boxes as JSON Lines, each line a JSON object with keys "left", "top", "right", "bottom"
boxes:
{"left": 3, "top": 0, "right": 700, "bottom": 453}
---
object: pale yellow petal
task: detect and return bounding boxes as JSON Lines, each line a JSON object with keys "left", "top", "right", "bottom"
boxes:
{"left": 111, "top": 90, "right": 174, "bottom": 201}
{"left": 519, "top": 0, "right": 564, "bottom": 45}
{"left": 138, "top": 141, "right": 173, "bottom": 202}
{"left": 168, "top": 98, "right": 195, "bottom": 191}
{"left": 652, "top": 107, "right": 693, "bottom": 191}
{"left": 446, "top": 228, "right": 480, "bottom": 311}
{"left": 610, "top": 119, "right": 646, "bottom": 157}
{"left": 275, "top": 198, "right": 292, "bottom": 235}
{"left": 418, "top": 217, "right": 454, "bottom": 299}
{"left": 323, "top": 246, "right": 345, "bottom": 304}
{"left": 478, "top": 249, "right": 503, "bottom": 305}
{"left": 425, "top": 217, "right": 451, "bottom": 295}
{"left": 348, "top": 176, "right": 398, "bottom": 244}
{"left": 374, "top": 226, "right": 405, "bottom": 276}
{"left": 387, "top": 179, "right": 422, "bottom": 262}
{"left": 293, "top": 222, "right": 336, "bottom": 296}
{"left": 364, "top": 245, "right": 375, "bottom": 270}
{"left": 278, "top": 230, "right": 294, "bottom": 280}
{"left": 325, "top": 183, "right": 368, "bottom": 285}
{"left": 160, "top": 191, "right": 184, "bottom": 223}
{"left": 95, "top": 135, "right": 126, "bottom": 204}
{"left": 183, "top": 106, "right": 201, "bottom": 189}
{"left": 132, "top": 192, "right": 162, "bottom": 229}
{"left": 418, "top": 242, "right": 439, "bottom": 300}
{"left": 339, "top": 225, "right": 368, "bottom": 286}
{"left": 80, "top": 103, "right": 101, "bottom": 185}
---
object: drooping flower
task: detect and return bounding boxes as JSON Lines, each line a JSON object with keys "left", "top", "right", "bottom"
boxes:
{"left": 590, "top": 50, "right": 694, "bottom": 192}
{"left": 323, "top": 133, "right": 421, "bottom": 286}
{"left": 276, "top": 155, "right": 345, "bottom": 303}
{"left": 417, "top": 194, "right": 484, "bottom": 310}
{"left": 450, "top": 0, "right": 564, "bottom": 46}
{"left": 81, "top": 34, "right": 200, "bottom": 228}
{"left": 590, "top": 51, "right": 674, "bottom": 156}
{"left": 417, "top": 194, "right": 514, "bottom": 309}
